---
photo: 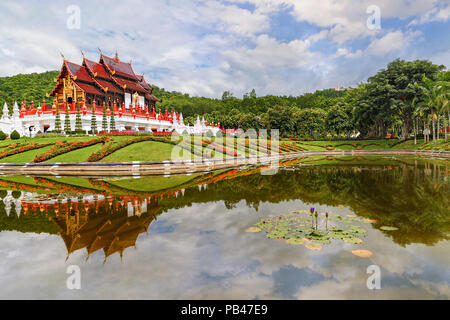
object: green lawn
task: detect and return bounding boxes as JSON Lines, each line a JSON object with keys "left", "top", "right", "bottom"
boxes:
{"left": 0, "top": 136, "right": 448, "bottom": 164}
{"left": 0, "top": 145, "right": 54, "bottom": 163}
{"left": 45, "top": 177, "right": 105, "bottom": 191}
{"left": 101, "top": 141, "right": 194, "bottom": 162}
{"left": 105, "top": 174, "right": 200, "bottom": 192}
{"left": 45, "top": 143, "right": 104, "bottom": 163}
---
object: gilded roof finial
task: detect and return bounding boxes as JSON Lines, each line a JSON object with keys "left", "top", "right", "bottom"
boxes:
{"left": 60, "top": 52, "right": 66, "bottom": 61}
{"left": 80, "top": 50, "right": 85, "bottom": 59}
{"left": 98, "top": 47, "right": 103, "bottom": 55}
{"left": 114, "top": 49, "right": 119, "bottom": 60}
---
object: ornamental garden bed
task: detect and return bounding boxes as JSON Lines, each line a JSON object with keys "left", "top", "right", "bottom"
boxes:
{"left": 33, "top": 137, "right": 109, "bottom": 163}
{"left": 0, "top": 142, "right": 53, "bottom": 160}
{"left": 87, "top": 136, "right": 151, "bottom": 162}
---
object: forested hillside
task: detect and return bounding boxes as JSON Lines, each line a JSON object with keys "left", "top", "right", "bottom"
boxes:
{"left": 0, "top": 58, "right": 448, "bottom": 141}
{"left": 0, "top": 71, "right": 59, "bottom": 108}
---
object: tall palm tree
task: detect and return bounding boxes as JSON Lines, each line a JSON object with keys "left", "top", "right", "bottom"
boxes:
{"left": 436, "top": 71, "right": 450, "bottom": 142}
{"left": 418, "top": 75, "right": 441, "bottom": 144}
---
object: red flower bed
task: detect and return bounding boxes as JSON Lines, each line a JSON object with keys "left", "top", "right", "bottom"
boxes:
{"left": 99, "top": 131, "right": 139, "bottom": 136}
{"left": 34, "top": 177, "right": 106, "bottom": 195}
{"left": 0, "top": 142, "right": 52, "bottom": 160}
{"left": 207, "top": 141, "right": 238, "bottom": 157}
{"left": 87, "top": 136, "right": 151, "bottom": 162}
{"left": 33, "top": 137, "right": 109, "bottom": 163}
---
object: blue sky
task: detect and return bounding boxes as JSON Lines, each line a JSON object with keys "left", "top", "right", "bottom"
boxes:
{"left": 0, "top": 0, "right": 448, "bottom": 98}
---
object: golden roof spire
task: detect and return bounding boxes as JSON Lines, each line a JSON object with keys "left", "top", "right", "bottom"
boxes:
{"left": 115, "top": 49, "right": 119, "bottom": 61}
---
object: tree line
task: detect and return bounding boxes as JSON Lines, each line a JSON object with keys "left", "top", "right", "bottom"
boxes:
{"left": 0, "top": 58, "right": 448, "bottom": 141}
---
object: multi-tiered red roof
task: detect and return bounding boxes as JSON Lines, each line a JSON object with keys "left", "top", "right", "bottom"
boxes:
{"left": 50, "top": 51, "right": 161, "bottom": 108}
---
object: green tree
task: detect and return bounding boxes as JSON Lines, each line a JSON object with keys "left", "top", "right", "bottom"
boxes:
{"left": 101, "top": 104, "right": 108, "bottom": 132}
{"left": 75, "top": 102, "right": 83, "bottom": 133}
{"left": 353, "top": 59, "right": 444, "bottom": 140}
{"left": 54, "top": 104, "right": 62, "bottom": 133}
{"left": 326, "top": 104, "right": 352, "bottom": 137}
{"left": 91, "top": 107, "right": 97, "bottom": 134}
{"left": 110, "top": 110, "right": 116, "bottom": 132}
{"left": 266, "top": 105, "right": 295, "bottom": 137}
{"left": 293, "top": 108, "right": 326, "bottom": 139}
{"left": 64, "top": 103, "right": 71, "bottom": 133}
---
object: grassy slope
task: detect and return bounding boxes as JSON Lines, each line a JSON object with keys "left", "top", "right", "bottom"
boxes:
{"left": 45, "top": 143, "right": 103, "bottom": 163}
{"left": 101, "top": 140, "right": 193, "bottom": 162}
{"left": 0, "top": 137, "right": 448, "bottom": 164}
{"left": 1, "top": 145, "right": 54, "bottom": 163}
{"left": 106, "top": 174, "right": 200, "bottom": 192}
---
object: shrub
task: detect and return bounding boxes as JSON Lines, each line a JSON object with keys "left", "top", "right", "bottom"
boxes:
{"left": 10, "top": 130, "right": 20, "bottom": 140}
{"left": 0, "top": 131, "right": 7, "bottom": 140}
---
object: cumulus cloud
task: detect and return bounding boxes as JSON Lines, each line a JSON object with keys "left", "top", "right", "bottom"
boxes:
{"left": 0, "top": 0, "right": 448, "bottom": 97}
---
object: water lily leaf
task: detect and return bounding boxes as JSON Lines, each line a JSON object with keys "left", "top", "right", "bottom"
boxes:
{"left": 286, "top": 238, "right": 305, "bottom": 245}
{"left": 380, "top": 226, "right": 398, "bottom": 231}
{"left": 343, "top": 237, "right": 363, "bottom": 244}
{"left": 245, "top": 227, "right": 261, "bottom": 233}
{"left": 305, "top": 243, "right": 322, "bottom": 251}
{"left": 351, "top": 249, "right": 373, "bottom": 258}
{"left": 312, "top": 238, "right": 331, "bottom": 244}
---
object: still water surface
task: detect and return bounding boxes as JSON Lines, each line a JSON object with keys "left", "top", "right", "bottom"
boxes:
{"left": 0, "top": 156, "right": 449, "bottom": 299}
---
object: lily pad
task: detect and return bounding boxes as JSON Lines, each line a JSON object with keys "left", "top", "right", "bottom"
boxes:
{"left": 286, "top": 238, "right": 305, "bottom": 245}
{"left": 343, "top": 237, "right": 363, "bottom": 244}
{"left": 245, "top": 227, "right": 262, "bottom": 233}
{"left": 380, "top": 226, "right": 399, "bottom": 231}
{"left": 351, "top": 249, "right": 373, "bottom": 258}
{"left": 305, "top": 243, "right": 323, "bottom": 251}
{"left": 253, "top": 210, "right": 370, "bottom": 250}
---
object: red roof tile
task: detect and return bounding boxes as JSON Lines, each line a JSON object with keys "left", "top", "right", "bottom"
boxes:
{"left": 101, "top": 54, "right": 139, "bottom": 80}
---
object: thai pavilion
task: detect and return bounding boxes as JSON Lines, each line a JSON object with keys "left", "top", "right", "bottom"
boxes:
{"left": 50, "top": 50, "right": 161, "bottom": 111}
{"left": 0, "top": 51, "right": 221, "bottom": 137}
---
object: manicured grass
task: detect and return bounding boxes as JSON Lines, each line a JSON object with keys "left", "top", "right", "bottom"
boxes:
{"left": 106, "top": 174, "right": 200, "bottom": 192}
{"left": 0, "top": 176, "right": 48, "bottom": 187}
{"left": 0, "top": 136, "right": 447, "bottom": 164}
{"left": 0, "top": 145, "right": 54, "bottom": 163}
{"left": 45, "top": 177, "right": 102, "bottom": 190}
{"left": 45, "top": 143, "right": 104, "bottom": 163}
{"left": 101, "top": 141, "right": 193, "bottom": 162}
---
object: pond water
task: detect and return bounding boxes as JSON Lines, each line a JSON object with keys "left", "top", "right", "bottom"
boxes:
{"left": 0, "top": 156, "right": 448, "bottom": 299}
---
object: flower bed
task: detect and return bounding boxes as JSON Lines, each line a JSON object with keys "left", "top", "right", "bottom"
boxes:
{"left": 0, "top": 142, "right": 53, "bottom": 160}
{"left": 33, "top": 137, "right": 109, "bottom": 163}
{"left": 87, "top": 136, "right": 152, "bottom": 162}
{"left": 99, "top": 131, "right": 140, "bottom": 136}
{"left": 207, "top": 141, "right": 238, "bottom": 157}
{"left": 33, "top": 177, "right": 105, "bottom": 195}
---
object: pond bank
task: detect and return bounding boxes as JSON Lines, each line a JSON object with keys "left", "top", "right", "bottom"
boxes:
{"left": 0, "top": 149, "right": 449, "bottom": 177}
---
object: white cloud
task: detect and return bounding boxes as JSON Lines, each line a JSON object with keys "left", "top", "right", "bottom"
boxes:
{"left": 366, "top": 30, "right": 421, "bottom": 56}
{"left": 0, "top": 0, "right": 448, "bottom": 97}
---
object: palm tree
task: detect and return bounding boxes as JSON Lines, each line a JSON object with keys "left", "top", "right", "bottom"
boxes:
{"left": 417, "top": 75, "right": 441, "bottom": 144}
{"left": 436, "top": 71, "right": 450, "bottom": 142}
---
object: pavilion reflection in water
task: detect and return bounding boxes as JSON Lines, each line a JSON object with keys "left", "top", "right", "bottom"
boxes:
{"left": 2, "top": 191, "right": 165, "bottom": 261}
{"left": 0, "top": 156, "right": 448, "bottom": 261}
